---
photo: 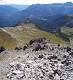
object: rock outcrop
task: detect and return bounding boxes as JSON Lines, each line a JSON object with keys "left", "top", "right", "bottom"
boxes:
{"left": 0, "top": 46, "right": 5, "bottom": 53}
{"left": 0, "top": 38, "right": 73, "bottom": 80}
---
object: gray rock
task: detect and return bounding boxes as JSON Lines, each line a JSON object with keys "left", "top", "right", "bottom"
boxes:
{"left": 0, "top": 38, "right": 73, "bottom": 80}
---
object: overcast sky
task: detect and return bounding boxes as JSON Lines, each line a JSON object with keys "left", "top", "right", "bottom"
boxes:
{"left": 0, "top": 0, "right": 73, "bottom": 5}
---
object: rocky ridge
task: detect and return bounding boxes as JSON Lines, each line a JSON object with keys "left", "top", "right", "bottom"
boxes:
{"left": 0, "top": 38, "right": 73, "bottom": 80}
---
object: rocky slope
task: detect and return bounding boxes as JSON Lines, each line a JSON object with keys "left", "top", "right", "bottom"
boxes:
{"left": 0, "top": 38, "right": 73, "bottom": 80}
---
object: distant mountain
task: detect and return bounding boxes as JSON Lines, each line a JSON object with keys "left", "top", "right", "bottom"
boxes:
{"left": 35, "top": 14, "right": 73, "bottom": 32}
{"left": 1, "top": 2, "right": 73, "bottom": 28}
{"left": 10, "top": 4, "right": 29, "bottom": 10}
{"left": 0, "top": 5, "right": 18, "bottom": 15}
{"left": 20, "top": 3, "right": 73, "bottom": 31}
{"left": 21, "top": 2, "right": 73, "bottom": 17}
{"left": 0, "top": 4, "right": 30, "bottom": 27}
{"left": 0, "top": 5, "right": 22, "bottom": 27}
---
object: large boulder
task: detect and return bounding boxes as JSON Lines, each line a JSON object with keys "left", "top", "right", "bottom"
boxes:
{"left": 0, "top": 46, "right": 5, "bottom": 53}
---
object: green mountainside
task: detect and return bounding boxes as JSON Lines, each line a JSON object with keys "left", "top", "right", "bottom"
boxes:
{"left": 58, "top": 26, "right": 73, "bottom": 46}
{"left": 0, "top": 23, "right": 66, "bottom": 49}
{"left": 0, "top": 29, "right": 17, "bottom": 49}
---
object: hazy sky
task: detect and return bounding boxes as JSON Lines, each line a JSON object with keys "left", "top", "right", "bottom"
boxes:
{"left": 0, "top": 0, "right": 73, "bottom": 5}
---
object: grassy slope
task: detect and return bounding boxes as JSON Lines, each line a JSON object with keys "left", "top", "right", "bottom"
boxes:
{"left": 60, "top": 26, "right": 73, "bottom": 46}
{"left": 0, "top": 29, "right": 17, "bottom": 49}
{"left": 61, "top": 27, "right": 73, "bottom": 36}
{"left": 3, "top": 23, "right": 66, "bottom": 47}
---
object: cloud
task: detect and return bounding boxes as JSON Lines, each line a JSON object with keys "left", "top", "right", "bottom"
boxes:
{"left": 0, "top": 0, "right": 73, "bottom": 4}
